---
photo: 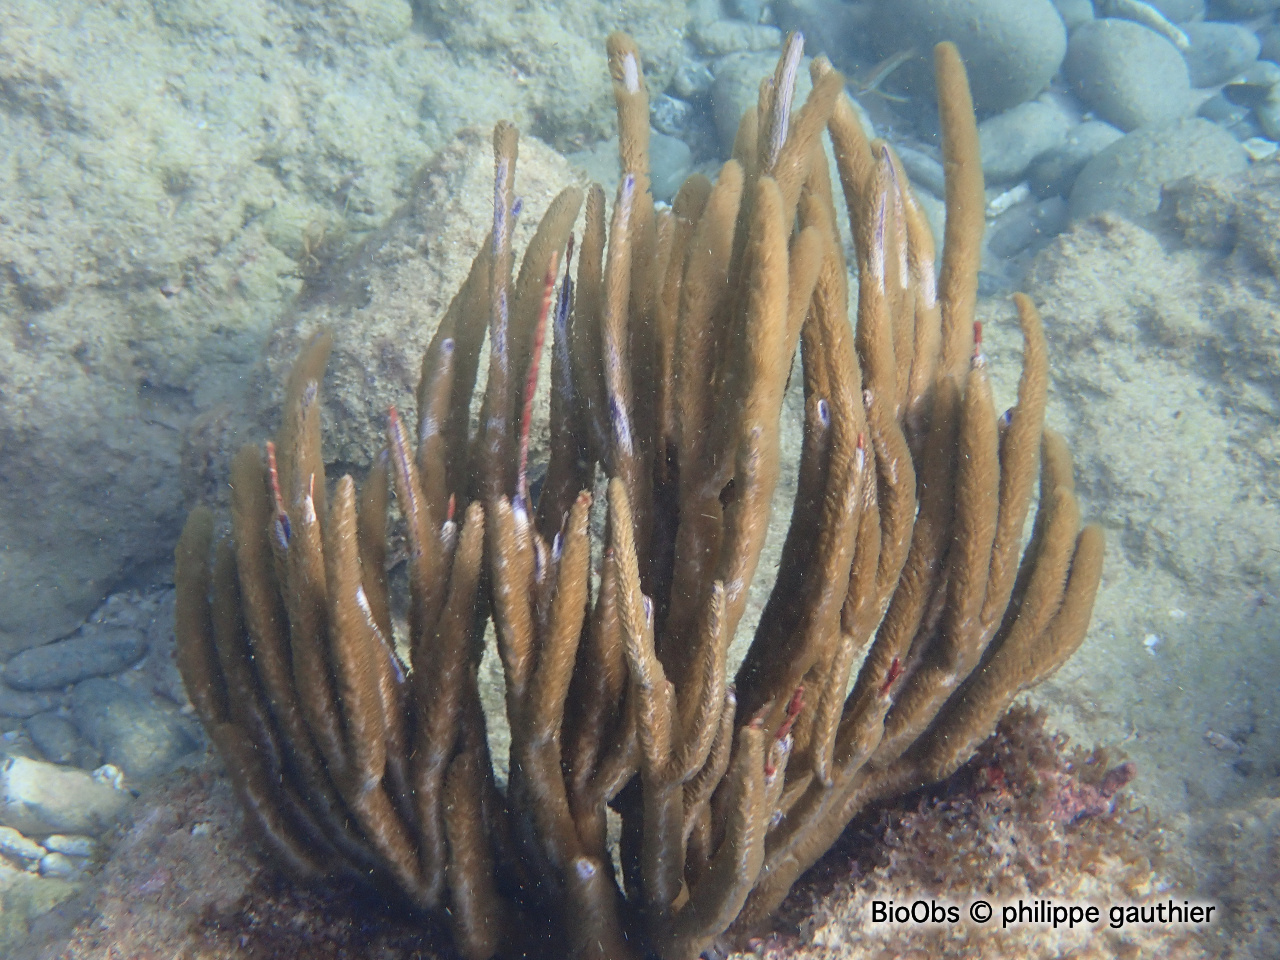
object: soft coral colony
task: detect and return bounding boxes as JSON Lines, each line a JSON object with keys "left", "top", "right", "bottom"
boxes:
{"left": 173, "top": 32, "right": 1104, "bottom": 960}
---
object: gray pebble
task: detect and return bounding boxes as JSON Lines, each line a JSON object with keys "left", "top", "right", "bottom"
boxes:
{"left": 39, "top": 851, "right": 83, "bottom": 879}
{"left": 0, "top": 682, "right": 62, "bottom": 719}
{"left": 3, "top": 625, "right": 147, "bottom": 692}
{"left": 1182, "top": 23, "right": 1261, "bottom": 88}
{"left": 1053, "top": 0, "right": 1095, "bottom": 31}
{"left": 1242, "top": 136, "right": 1278, "bottom": 160}
{"left": 869, "top": 0, "right": 1067, "bottom": 115}
{"left": 1028, "top": 120, "right": 1125, "bottom": 198}
{"left": 1259, "top": 23, "right": 1280, "bottom": 65}
{"left": 1256, "top": 97, "right": 1280, "bottom": 141}
{"left": 650, "top": 132, "right": 694, "bottom": 204}
{"left": 71, "top": 678, "right": 198, "bottom": 781}
{"left": 0, "top": 755, "right": 132, "bottom": 836}
{"left": 1145, "top": 0, "right": 1205, "bottom": 20}
{"left": 1069, "top": 117, "right": 1247, "bottom": 223}
{"left": 729, "top": 0, "right": 771, "bottom": 22}
{"left": 1199, "top": 92, "right": 1252, "bottom": 125}
{"left": 1065, "top": 19, "right": 1191, "bottom": 132}
{"left": 895, "top": 146, "right": 947, "bottom": 198}
{"left": 1239, "top": 60, "right": 1280, "bottom": 90}
{"left": 26, "top": 712, "right": 101, "bottom": 768}
{"left": 988, "top": 196, "right": 1070, "bottom": 258}
{"left": 1210, "top": 0, "right": 1280, "bottom": 15}
{"left": 979, "top": 100, "right": 1072, "bottom": 183}
{"left": 42, "top": 833, "right": 97, "bottom": 858}
{"left": 692, "top": 20, "right": 783, "bottom": 56}
{"left": 774, "top": 0, "right": 864, "bottom": 56}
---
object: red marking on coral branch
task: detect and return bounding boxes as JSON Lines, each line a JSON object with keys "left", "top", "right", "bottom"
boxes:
{"left": 265, "top": 441, "right": 284, "bottom": 513}
{"left": 518, "top": 250, "right": 559, "bottom": 501}
{"left": 776, "top": 685, "right": 804, "bottom": 742}
{"left": 265, "top": 441, "right": 291, "bottom": 549}
{"left": 446, "top": 493, "right": 456, "bottom": 523}
{"left": 763, "top": 686, "right": 805, "bottom": 778}
{"left": 879, "top": 656, "right": 903, "bottom": 697}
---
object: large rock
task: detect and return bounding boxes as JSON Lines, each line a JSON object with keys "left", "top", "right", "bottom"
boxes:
{"left": 869, "top": 0, "right": 1067, "bottom": 115}
{"left": 0, "top": 0, "right": 689, "bottom": 656}
{"left": 0, "top": 755, "right": 131, "bottom": 836}
{"left": 1064, "top": 20, "right": 1191, "bottom": 132}
{"left": 71, "top": 679, "right": 199, "bottom": 782}
{"left": 1028, "top": 120, "right": 1125, "bottom": 198}
{"left": 250, "top": 129, "right": 588, "bottom": 473}
{"left": 1069, "top": 118, "right": 1247, "bottom": 223}
{"left": 979, "top": 99, "right": 1073, "bottom": 183}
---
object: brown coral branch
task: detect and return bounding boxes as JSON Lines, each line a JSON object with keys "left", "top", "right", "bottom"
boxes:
{"left": 173, "top": 33, "right": 1104, "bottom": 960}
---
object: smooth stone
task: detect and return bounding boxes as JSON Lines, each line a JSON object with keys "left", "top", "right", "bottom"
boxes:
{"left": 1240, "top": 60, "right": 1280, "bottom": 89}
{"left": 38, "top": 851, "right": 83, "bottom": 879}
{"left": 0, "top": 683, "right": 61, "bottom": 719}
{"left": 1069, "top": 118, "right": 1248, "bottom": 222}
{"left": 650, "top": 132, "right": 694, "bottom": 204}
{"left": 1065, "top": 19, "right": 1191, "bottom": 132}
{"left": 1199, "top": 91, "right": 1252, "bottom": 124}
{"left": 1260, "top": 24, "right": 1280, "bottom": 65}
{"left": 896, "top": 146, "right": 947, "bottom": 198}
{"left": 1146, "top": 0, "right": 1205, "bottom": 19}
{"left": 1242, "top": 136, "right": 1278, "bottom": 159}
{"left": 979, "top": 100, "right": 1072, "bottom": 183}
{"left": 692, "top": 19, "right": 783, "bottom": 55}
{"left": 869, "top": 0, "right": 1067, "bottom": 115}
{"left": 0, "top": 824, "right": 45, "bottom": 865}
{"left": 987, "top": 196, "right": 1069, "bottom": 258}
{"left": 71, "top": 678, "right": 198, "bottom": 781}
{"left": 3, "top": 626, "right": 148, "bottom": 692}
{"left": 729, "top": 0, "right": 771, "bottom": 21}
{"left": 1209, "top": 0, "right": 1280, "bottom": 15}
{"left": 1257, "top": 97, "right": 1280, "bottom": 141}
{"left": 1182, "top": 23, "right": 1261, "bottom": 88}
{"left": 1053, "top": 0, "right": 1095, "bottom": 30}
{"left": 1029, "top": 120, "right": 1125, "bottom": 198}
{"left": 773, "top": 0, "right": 865, "bottom": 59}
{"left": 0, "top": 755, "right": 131, "bottom": 836}
{"left": 25, "top": 712, "right": 101, "bottom": 769}
{"left": 41, "top": 833, "right": 96, "bottom": 858}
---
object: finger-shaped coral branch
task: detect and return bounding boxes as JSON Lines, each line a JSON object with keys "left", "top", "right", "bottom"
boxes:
{"left": 175, "top": 31, "right": 1103, "bottom": 960}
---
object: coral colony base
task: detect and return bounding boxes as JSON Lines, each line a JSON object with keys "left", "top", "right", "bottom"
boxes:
{"left": 174, "top": 32, "right": 1103, "bottom": 960}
